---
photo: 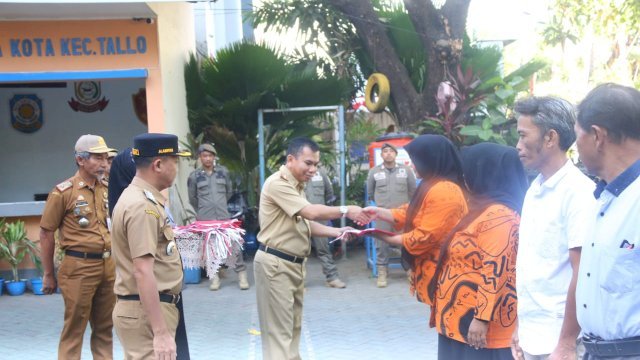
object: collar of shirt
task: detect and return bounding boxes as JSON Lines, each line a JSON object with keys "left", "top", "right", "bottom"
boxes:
{"left": 594, "top": 158, "right": 640, "bottom": 199}
{"left": 380, "top": 164, "right": 397, "bottom": 171}
{"left": 531, "top": 160, "right": 572, "bottom": 196}
{"left": 131, "top": 176, "right": 167, "bottom": 206}
{"left": 74, "top": 171, "right": 99, "bottom": 190}
{"left": 279, "top": 165, "right": 304, "bottom": 191}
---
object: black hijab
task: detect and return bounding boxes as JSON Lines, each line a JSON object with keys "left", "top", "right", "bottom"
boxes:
{"left": 460, "top": 142, "right": 528, "bottom": 213}
{"left": 428, "top": 142, "right": 528, "bottom": 301}
{"left": 108, "top": 147, "right": 136, "bottom": 217}
{"left": 404, "top": 134, "right": 463, "bottom": 184}
{"left": 401, "top": 135, "right": 464, "bottom": 270}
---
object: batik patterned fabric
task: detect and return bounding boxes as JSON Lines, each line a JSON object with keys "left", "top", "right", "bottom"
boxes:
{"left": 433, "top": 203, "right": 519, "bottom": 349}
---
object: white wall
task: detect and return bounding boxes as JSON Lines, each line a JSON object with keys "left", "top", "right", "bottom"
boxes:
{"left": 0, "top": 79, "right": 147, "bottom": 202}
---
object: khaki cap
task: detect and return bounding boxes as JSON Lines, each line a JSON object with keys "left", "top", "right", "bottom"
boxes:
{"left": 75, "top": 134, "right": 116, "bottom": 154}
{"left": 198, "top": 143, "right": 217, "bottom": 155}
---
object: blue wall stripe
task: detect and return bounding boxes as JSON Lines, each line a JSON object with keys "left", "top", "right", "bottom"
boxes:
{"left": 0, "top": 69, "right": 148, "bottom": 82}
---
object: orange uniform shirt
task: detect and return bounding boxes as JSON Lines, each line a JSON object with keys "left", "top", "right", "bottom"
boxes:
{"left": 391, "top": 179, "right": 467, "bottom": 305}
{"left": 433, "top": 204, "right": 519, "bottom": 348}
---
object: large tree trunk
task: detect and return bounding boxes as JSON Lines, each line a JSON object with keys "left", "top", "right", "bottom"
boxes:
{"left": 405, "top": 0, "right": 471, "bottom": 117}
{"left": 330, "top": 0, "right": 471, "bottom": 129}
{"left": 329, "top": 0, "right": 428, "bottom": 129}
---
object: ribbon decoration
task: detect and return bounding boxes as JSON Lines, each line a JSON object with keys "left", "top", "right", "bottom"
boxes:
{"left": 173, "top": 220, "right": 245, "bottom": 279}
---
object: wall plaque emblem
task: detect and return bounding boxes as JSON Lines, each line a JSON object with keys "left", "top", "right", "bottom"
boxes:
{"left": 132, "top": 88, "right": 148, "bottom": 125}
{"left": 10, "top": 94, "right": 43, "bottom": 133}
{"left": 68, "top": 81, "right": 109, "bottom": 112}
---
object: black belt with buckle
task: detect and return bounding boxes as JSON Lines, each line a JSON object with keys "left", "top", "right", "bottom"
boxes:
{"left": 65, "top": 249, "right": 111, "bottom": 260}
{"left": 117, "top": 293, "right": 181, "bottom": 305}
{"left": 259, "top": 244, "right": 304, "bottom": 264}
{"left": 583, "top": 335, "right": 640, "bottom": 357}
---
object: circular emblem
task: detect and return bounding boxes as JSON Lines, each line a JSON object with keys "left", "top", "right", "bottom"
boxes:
{"left": 166, "top": 241, "right": 177, "bottom": 256}
{"left": 10, "top": 94, "right": 43, "bottom": 133}
{"left": 76, "top": 81, "right": 101, "bottom": 105}
{"left": 78, "top": 217, "right": 90, "bottom": 228}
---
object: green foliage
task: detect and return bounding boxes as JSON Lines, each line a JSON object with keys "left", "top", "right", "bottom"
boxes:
{"left": 417, "top": 42, "right": 546, "bottom": 146}
{"left": 542, "top": 0, "right": 640, "bottom": 87}
{"left": 0, "top": 219, "right": 42, "bottom": 281}
{"left": 342, "top": 114, "right": 384, "bottom": 205}
{"left": 184, "top": 42, "right": 351, "bottom": 205}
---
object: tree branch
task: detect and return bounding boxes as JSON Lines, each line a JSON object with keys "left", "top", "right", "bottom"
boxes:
{"left": 329, "top": 0, "right": 427, "bottom": 128}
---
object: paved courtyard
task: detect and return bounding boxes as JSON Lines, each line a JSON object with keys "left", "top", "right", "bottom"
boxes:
{"left": 0, "top": 245, "right": 438, "bottom": 359}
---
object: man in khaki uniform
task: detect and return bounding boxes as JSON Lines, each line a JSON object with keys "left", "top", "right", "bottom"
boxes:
{"left": 366, "top": 143, "right": 417, "bottom": 287}
{"left": 304, "top": 169, "right": 346, "bottom": 288}
{"left": 40, "top": 134, "right": 117, "bottom": 360}
{"left": 187, "top": 143, "right": 248, "bottom": 290}
{"left": 255, "top": 137, "right": 373, "bottom": 360}
{"left": 111, "top": 133, "right": 190, "bottom": 360}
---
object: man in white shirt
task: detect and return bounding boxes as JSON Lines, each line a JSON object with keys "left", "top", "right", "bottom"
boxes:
{"left": 574, "top": 83, "right": 640, "bottom": 360}
{"left": 512, "top": 96, "right": 595, "bottom": 360}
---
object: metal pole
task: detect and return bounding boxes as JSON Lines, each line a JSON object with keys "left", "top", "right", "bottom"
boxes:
{"left": 338, "top": 105, "right": 347, "bottom": 258}
{"left": 258, "top": 109, "right": 265, "bottom": 188}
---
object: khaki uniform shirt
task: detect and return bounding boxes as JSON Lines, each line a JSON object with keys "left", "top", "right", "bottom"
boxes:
{"left": 111, "top": 177, "right": 183, "bottom": 295}
{"left": 257, "top": 165, "right": 311, "bottom": 258}
{"left": 367, "top": 163, "right": 417, "bottom": 208}
{"left": 40, "top": 172, "right": 110, "bottom": 253}
{"left": 304, "top": 171, "right": 334, "bottom": 205}
{"left": 187, "top": 166, "right": 232, "bottom": 221}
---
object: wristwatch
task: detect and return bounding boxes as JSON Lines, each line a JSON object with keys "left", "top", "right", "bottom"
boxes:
{"left": 339, "top": 205, "right": 348, "bottom": 218}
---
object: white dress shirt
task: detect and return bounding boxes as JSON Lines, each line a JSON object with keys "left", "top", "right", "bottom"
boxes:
{"left": 517, "top": 160, "right": 595, "bottom": 355}
{"left": 576, "top": 159, "right": 640, "bottom": 341}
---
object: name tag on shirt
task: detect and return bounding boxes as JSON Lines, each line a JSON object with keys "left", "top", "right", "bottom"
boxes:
{"left": 374, "top": 172, "right": 386, "bottom": 181}
{"left": 311, "top": 174, "right": 323, "bottom": 182}
{"left": 396, "top": 168, "right": 408, "bottom": 178}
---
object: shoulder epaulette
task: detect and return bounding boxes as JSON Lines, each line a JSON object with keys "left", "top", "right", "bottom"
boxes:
{"left": 143, "top": 189, "right": 158, "bottom": 205}
{"left": 56, "top": 181, "right": 73, "bottom": 192}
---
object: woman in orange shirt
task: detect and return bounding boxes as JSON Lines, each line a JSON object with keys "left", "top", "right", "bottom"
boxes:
{"left": 368, "top": 134, "right": 468, "bottom": 305}
{"left": 429, "top": 142, "right": 527, "bottom": 360}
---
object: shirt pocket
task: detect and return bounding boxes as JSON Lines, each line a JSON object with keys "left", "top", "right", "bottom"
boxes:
{"left": 600, "top": 247, "right": 640, "bottom": 294}
{"left": 375, "top": 180, "right": 388, "bottom": 194}
{"left": 196, "top": 181, "right": 209, "bottom": 196}
{"left": 395, "top": 180, "right": 408, "bottom": 193}
{"left": 215, "top": 178, "right": 227, "bottom": 193}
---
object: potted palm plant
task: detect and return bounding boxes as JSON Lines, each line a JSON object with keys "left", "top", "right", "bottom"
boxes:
{"left": 0, "top": 219, "right": 42, "bottom": 296}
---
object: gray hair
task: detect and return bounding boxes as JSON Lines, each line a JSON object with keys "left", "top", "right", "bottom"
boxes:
{"left": 515, "top": 96, "right": 577, "bottom": 151}
{"left": 74, "top": 151, "right": 91, "bottom": 167}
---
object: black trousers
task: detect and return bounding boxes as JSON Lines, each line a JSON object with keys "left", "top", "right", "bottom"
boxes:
{"left": 176, "top": 291, "right": 190, "bottom": 360}
{"left": 438, "top": 334, "right": 512, "bottom": 360}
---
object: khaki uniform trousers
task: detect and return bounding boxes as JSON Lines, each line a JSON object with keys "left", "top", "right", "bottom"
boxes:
{"left": 375, "top": 220, "right": 397, "bottom": 266}
{"left": 57, "top": 255, "right": 116, "bottom": 360}
{"left": 113, "top": 299, "right": 180, "bottom": 360}
{"left": 254, "top": 250, "right": 306, "bottom": 360}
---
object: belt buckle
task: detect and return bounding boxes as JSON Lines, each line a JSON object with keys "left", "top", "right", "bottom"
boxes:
{"left": 172, "top": 293, "right": 181, "bottom": 304}
{"left": 102, "top": 251, "right": 111, "bottom": 259}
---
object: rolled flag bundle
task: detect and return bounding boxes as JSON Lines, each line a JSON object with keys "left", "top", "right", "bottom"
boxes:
{"left": 173, "top": 220, "right": 245, "bottom": 279}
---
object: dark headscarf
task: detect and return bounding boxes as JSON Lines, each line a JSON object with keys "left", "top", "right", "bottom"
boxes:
{"left": 107, "top": 147, "right": 135, "bottom": 217}
{"left": 401, "top": 135, "right": 464, "bottom": 270}
{"left": 461, "top": 142, "right": 528, "bottom": 213}
{"left": 404, "top": 134, "right": 463, "bottom": 183}
{"left": 428, "top": 142, "right": 528, "bottom": 301}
